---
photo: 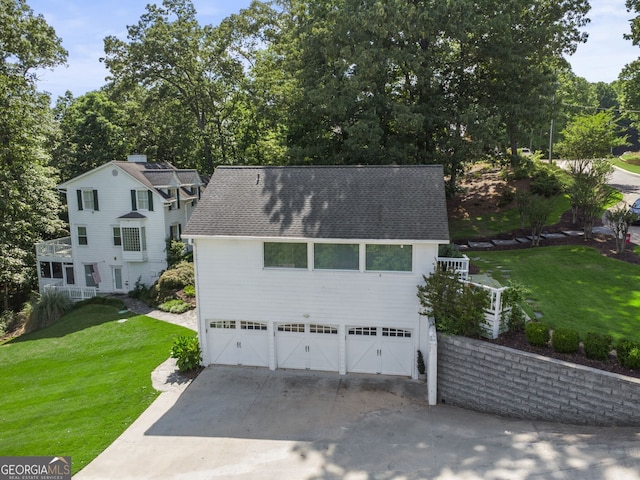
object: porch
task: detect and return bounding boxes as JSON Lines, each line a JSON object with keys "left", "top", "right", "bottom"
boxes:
{"left": 35, "top": 237, "right": 73, "bottom": 259}
{"left": 44, "top": 283, "right": 97, "bottom": 302}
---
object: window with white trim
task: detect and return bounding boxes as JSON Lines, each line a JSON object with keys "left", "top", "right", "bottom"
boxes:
{"left": 348, "top": 327, "right": 377, "bottom": 336}
{"left": 122, "top": 227, "right": 146, "bottom": 252}
{"left": 366, "top": 244, "right": 412, "bottom": 272}
{"left": 210, "top": 320, "right": 236, "bottom": 329}
{"left": 382, "top": 328, "right": 411, "bottom": 338}
{"left": 277, "top": 324, "right": 305, "bottom": 332}
{"left": 241, "top": 321, "right": 267, "bottom": 330}
{"left": 113, "top": 227, "right": 121, "bottom": 246}
{"left": 264, "top": 242, "right": 308, "bottom": 269}
{"left": 77, "top": 226, "right": 88, "bottom": 246}
{"left": 314, "top": 243, "right": 359, "bottom": 270}
{"left": 309, "top": 324, "right": 338, "bottom": 334}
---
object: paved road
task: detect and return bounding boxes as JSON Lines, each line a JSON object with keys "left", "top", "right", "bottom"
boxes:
{"left": 75, "top": 367, "right": 640, "bottom": 480}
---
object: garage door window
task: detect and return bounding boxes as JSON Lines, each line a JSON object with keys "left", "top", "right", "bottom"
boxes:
{"left": 264, "top": 242, "right": 308, "bottom": 269}
{"left": 278, "top": 323, "right": 305, "bottom": 332}
{"left": 210, "top": 320, "right": 236, "bottom": 329}
{"left": 348, "top": 327, "right": 377, "bottom": 336}
{"left": 241, "top": 321, "right": 267, "bottom": 330}
{"left": 366, "top": 245, "right": 412, "bottom": 272}
{"left": 310, "top": 324, "right": 338, "bottom": 334}
{"left": 382, "top": 328, "right": 411, "bottom": 337}
{"left": 314, "top": 243, "right": 359, "bottom": 270}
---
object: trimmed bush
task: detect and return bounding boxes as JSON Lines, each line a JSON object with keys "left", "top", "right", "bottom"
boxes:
{"left": 151, "top": 262, "right": 195, "bottom": 304}
{"left": 583, "top": 332, "right": 613, "bottom": 361}
{"left": 183, "top": 285, "right": 196, "bottom": 298}
{"left": 617, "top": 339, "right": 640, "bottom": 370}
{"left": 158, "top": 299, "right": 191, "bottom": 314}
{"left": 551, "top": 327, "right": 579, "bottom": 353}
{"left": 525, "top": 322, "right": 549, "bottom": 347}
{"left": 170, "top": 335, "right": 202, "bottom": 372}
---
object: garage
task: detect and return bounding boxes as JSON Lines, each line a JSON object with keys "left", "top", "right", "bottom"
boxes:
{"left": 207, "top": 320, "right": 269, "bottom": 367}
{"left": 346, "top": 326, "right": 413, "bottom": 376}
{"left": 276, "top": 323, "right": 339, "bottom": 372}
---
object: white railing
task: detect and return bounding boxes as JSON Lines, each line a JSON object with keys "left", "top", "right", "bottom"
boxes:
{"left": 44, "top": 284, "right": 97, "bottom": 302}
{"left": 465, "top": 280, "right": 509, "bottom": 339}
{"left": 35, "top": 237, "right": 73, "bottom": 258}
{"left": 436, "top": 255, "right": 470, "bottom": 281}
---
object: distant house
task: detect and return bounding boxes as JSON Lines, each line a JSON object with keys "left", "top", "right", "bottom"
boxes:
{"left": 35, "top": 155, "right": 204, "bottom": 297}
{"left": 183, "top": 165, "right": 449, "bottom": 378}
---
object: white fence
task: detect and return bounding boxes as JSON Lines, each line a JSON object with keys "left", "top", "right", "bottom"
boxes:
{"left": 436, "top": 255, "right": 470, "bottom": 281}
{"left": 44, "top": 284, "right": 97, "bottom": 302}
{"left": 35, "top": 237, "right": 73, "bottom": 258}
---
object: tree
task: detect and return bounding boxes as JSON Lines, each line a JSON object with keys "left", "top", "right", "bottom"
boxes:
{"left": 555, "top": 111, "right": 628, "bottom": 159}
{"left": 102, "top": 0, "right": 277, "bottom": 173}
{"left": 0, "top": 0, "right": 67, "bottom": 310}
{"left": 605, "top": 206, "right": 637, "bottom": 253}
{"left": 527, "top": 195, "right": 553, "bottom": 246}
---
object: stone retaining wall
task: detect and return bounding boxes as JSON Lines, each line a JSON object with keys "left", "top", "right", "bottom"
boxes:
{"left": 437, "top": 334, "right": 640, "bottom": 426}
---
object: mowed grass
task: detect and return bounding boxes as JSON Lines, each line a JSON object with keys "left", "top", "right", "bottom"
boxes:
{"left": 612, "top": 155, "right": 640, "bottom": 175}
{"left": 473, "top": 246, "right": 640, "bottom": 343}
{"left": 0, "top": 304, "right": 193, "bottom": 474}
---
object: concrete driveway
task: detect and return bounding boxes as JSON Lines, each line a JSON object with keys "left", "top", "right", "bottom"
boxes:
{"left": 75, "top": 366, "right": 640, "bottom": 480}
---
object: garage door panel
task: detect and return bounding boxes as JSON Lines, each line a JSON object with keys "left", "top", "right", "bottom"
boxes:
{"left": 208, "top": 320, "right": 269, "bottom": 367}
{"left": 276, "top": 323, "right": 339, "bottom": 372}
{"left": 240, "top": 322, "right": 269, "bottom": 367}
{"left": 380, "top": 328, "right": 413, "bottom": 376}
{"left": 346, "top": 327, "right": 380, "bottom": 374}
{"left": 276, "top": 324, "right": 307, "bottom": 369}
{"left": 346, "top": 326, "right": 413, "bottom": 376}
{"left": 307, "top": 325, "right": 339, "bottom": 371}
{"left": 208, "top": 320, "right": 239, "bottom": 365}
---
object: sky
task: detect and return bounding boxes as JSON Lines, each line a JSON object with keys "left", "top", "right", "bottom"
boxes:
{"left": 27, "top": 0, "right": 640, "bottom": 101}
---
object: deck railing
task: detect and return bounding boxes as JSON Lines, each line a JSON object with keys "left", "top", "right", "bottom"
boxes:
{"left": 436, "top": 255, "right": 470, "bottom": 280}
{"left": 44, "top": 284, "right": 97, "bottom": 302}
{"left": 464, "top": 280, "right": 509, "bottom": 339}
{"left": 35, "top": 237, "right": 73, "bottom": 258}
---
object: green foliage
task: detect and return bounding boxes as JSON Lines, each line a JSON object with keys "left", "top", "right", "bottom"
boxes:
{"left": 551, "top": 327, "right": 579, "bottom": 353}
{"left": 166, "top": 240, "right": 187, "bottom": 268}
{"left": 438, "top": 243, "right": 463, "bottom": 258}
{"left": 616, "top": 339, "right": 640, "bottom": 370}
{"left": 583, "top": 332, "right": 613, "bottom": 361}
{"left": 27, "top": 290, "right": 74, "bottom": 332}
{"left": 526, "top": 195, "right": 553, "bottom": 246}
{"left": 128, "top": 277, "right": 150, "bottom": 302}
{"left": 530, "top": 168, "right": 565, "bottom": 198}
{"left": 500, "top": 282, "right": 529, "bottom": 332}
{"left": 150, "top": 262, "right": 195, "bottom": 304}
{"left": 417, "top": 350, "right": 425, "bottom": 375}
{"left": 158, "top": 299, "right": 191, "bottom": 314}
{"left": 605, "top": 206, "right": 638, "bottom": 253}
{"left": 525, "top": 322, "right": 550, "bottom": 347}
{"left": 555, "top": 111, "right": 629, "bottom": 159}
{"left": 417, "top": 269, "right": 490, "bottom": 338}
{"left": 183, "top": 285, "right": 196, "bottom": 298}
{"left": 170, "top": 335, "right": 202, "bottom": 372}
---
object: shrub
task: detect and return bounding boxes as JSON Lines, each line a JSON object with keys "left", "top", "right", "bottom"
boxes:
{"left": 129, "top": 277, "right": 150, "bottom": 301}
{"left": 417, "top": 350, "right": 425, "bottom": 375}
{"left": 183, "top": 285, "right": 196, "bottom": 298}
{"left": 166, "top": 239, "right": 187, "bottom": 268}
{"left": 438, "top": 243, "right": 463, "bottom": 258}
{"left": 158, "top": 299, "right": 191, "bottom": 314}
{"left": 583, "top": 332, "right": 612, "bottom": 361}
{"left": 617, "top": 339, "right": 640, "bottom": 370}
{"left": 417, "top": 269, "right": 489, "bottom": 337}
{"left": 27, "top": 290, "right": 74, "bottom": 331}
{"left": 151, "top": 262, "right": 195, "bottom": 304}
{"left": 525, "top": 322, "right": 549, "bottom": 347}
{"left": 551, "top": 327, "right": 579, "bottom": 353}
{"left": 170, "top": 335, "right": 202, "bottom": 372}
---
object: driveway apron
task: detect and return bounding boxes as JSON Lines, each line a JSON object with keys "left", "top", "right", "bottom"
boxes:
{"left": 74, "top": 366, "right": 640, "bottom": 480}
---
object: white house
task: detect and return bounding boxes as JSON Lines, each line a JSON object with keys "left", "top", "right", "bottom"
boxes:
{"left": 183, "top": 165, "right": 450, "bottom": 378}
{"left": 35, "top": 155, "right": 204, "bottom": 296}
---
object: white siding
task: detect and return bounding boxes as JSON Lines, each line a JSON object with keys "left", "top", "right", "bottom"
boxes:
{"left": 194, "top": 238, "right": 438, "bottom": 365}
{"left": 63, "top": 164, "right": 170, "bottom": 292}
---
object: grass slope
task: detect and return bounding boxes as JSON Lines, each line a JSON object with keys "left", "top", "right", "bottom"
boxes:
{"left": 473, "top": 246, "right": 640, "bottom": 342}
{"left": 0, "top": 304, "right": 193, "bottom": 474}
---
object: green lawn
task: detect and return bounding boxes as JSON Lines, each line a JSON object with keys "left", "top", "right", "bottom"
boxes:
{"left": 0, "top": 304, "right": 193, "bottom": 474}
{"left": 449, "top": 194, "right": 571, "bottom": 240}
{"left": 611, "top": 156, "right": 640, "bottom": 175}
{"left": 472, "top": 246, "right": 640, "bottom": 343}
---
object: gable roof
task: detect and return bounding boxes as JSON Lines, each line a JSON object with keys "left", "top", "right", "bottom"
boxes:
{"left": 184, "top": 165, "right": 449, "bottom": 241}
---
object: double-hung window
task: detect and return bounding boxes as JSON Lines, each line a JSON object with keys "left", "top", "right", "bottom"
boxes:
{"left": 113, "top": 227, "right": 122, "bottom": 246}
{"left": 77, "top": 189, "right": 99, "bottom": 211}
{"left": 131, "top": 190, "right": 154, "bottom": 211}
{"left": 77, "top": 226, "right": 88, "bottom": 246}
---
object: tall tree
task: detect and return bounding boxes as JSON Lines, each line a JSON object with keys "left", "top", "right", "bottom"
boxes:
{"left": 0, "top": 0, "right": 67, "bottom": 309}
{"left": 555, "top": 111, "right": 629, "bottom": 159}
{"left": 102, "top": 0, "right": 277, "bottom": 173}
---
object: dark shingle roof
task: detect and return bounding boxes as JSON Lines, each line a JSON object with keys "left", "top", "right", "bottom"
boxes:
{"left": 184, "top": 165, "right": 449, "bottom": 241}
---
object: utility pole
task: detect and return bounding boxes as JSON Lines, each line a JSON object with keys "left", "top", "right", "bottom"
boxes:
{"left": 548, "top": 91, "right": 555, "bottom": 163}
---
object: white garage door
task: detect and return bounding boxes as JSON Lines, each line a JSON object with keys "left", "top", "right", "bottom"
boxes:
{"left": 346, "top": 326, "right": 413, "bottom": 376}
{"left": 276, "top": 323, "right": 339, "bottom": 372}
{"left": 207, "top": 320, "right": 269, "bottom": 367}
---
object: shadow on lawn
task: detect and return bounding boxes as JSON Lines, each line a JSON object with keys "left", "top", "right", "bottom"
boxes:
{"left": 8, "top": 304, "right": 138, "bottom": 344}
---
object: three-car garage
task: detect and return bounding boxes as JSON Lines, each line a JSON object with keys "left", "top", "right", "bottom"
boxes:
{"left": 205, "top": 320, "right": 415, "bottom": 377}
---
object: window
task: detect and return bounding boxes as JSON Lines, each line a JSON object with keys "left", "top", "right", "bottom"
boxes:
{"left": 210, "top": 320, "right": 236, "bottom": 329}
{"left": 264, "top": 242, "right": 308, "bottom": 269}
{"left": 122, "top": 227, "right": 146, "bottom": 252}
{"left": 278, "top": 324, "right": 305, "bottom": 332}
{"left": 241, "top": 321, "right": 267, "bottom": 330}
{"left": 40, "top": 262, "right": 51, "bottom": 278}
{"left": 170, "top": 223, "right": 182, "bottom": 241}
{"left": 113, "top": 227, "right": 122, "bottom": 246}
{"left": 76, "top": 189, "right": 99, "bottom": 211}
{"left": 84, "top": 264, "right": 99, "bottom": 287}
{"left": 366, "top": 244, "right": 412, "bottom": 272}
{"left": 348, "top": 327, "right": 377, "bottom": 336}
{"left": 168, "top": 188, "right": 180, "bottom": 210}
{"left": 131, "top": 190, "right": 154, "bottom": 211}
{"left": 314, "top": 243, "right": 359, "bottom": 270}
{"left": 310, "top": 324, "right": 338, "bottom": 334}
{"left": 382, "top": 328, "right": 411, "bottom": 338}
{"left": 77, "top": 226, "right": 88, "bottom": 246}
